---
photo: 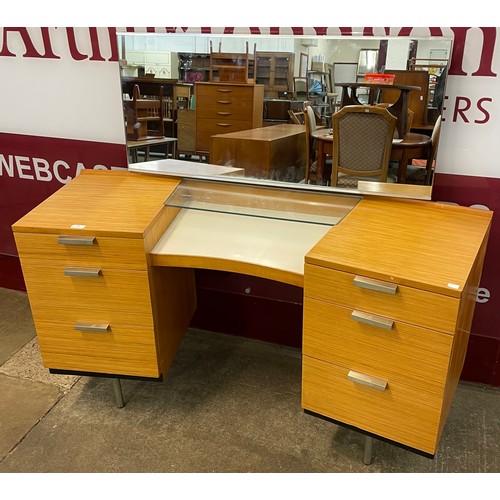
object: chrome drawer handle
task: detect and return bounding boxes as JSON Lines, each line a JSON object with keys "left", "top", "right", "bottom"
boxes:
{"left": 74, "top": 323, "right": 110, "bottom": 333}
{"left": 351, "top": 310, "right": 394, "bottom": 330}
{"left": 353, "top": 276, "right": 398, "bottom": 295}
{"left": 64, "top": 267, "right": 101, "bottom": 277}
{"left": 58, "top": 235, "right": 96, "bottom": 246}
{"left": 348, "top": 370, "right": 388, "bottom": 391}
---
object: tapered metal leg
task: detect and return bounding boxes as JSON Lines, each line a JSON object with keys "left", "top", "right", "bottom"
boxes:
{"left": 363, "top": 436, "right": 374, "bottom": 465}
{"left": 112, "top": 378, "right": 125, "bottom": 408}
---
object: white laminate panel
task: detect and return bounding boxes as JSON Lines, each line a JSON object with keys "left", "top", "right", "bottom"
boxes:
{"left": 151, "top": 209, "right": 332, "bottom": 276}
{"left": 128, "top": 159, "right": 244, "bottom": 177}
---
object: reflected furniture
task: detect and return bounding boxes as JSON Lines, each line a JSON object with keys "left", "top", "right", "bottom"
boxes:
{"left": 337, "top": 82, "right": 421, "bottom": 139}
{"left": 379, "top": 70, "right": 432, "bottom": 130}
{"left": 255, "top": 52, "right": 294, "bottom": 98}
{"left": 176, "top": 109, "right": 196, "bottom": 157}
{"left": 127, "top": 136, "right": 177, "bottom": 163}
{"left": 195, "top": 82, "right": 264, "bottom": 158}
{"left": 288, "top": 109, "right": 305, "bottom": 125}
{"left": 330, "top": 105, "right": 396, "bottom": 188}
{"left": 209, "top": 41, "right": 256, "bottom": 84}
{"left": 312, "top": 128, "right": 432, "bottom": 185}
{"left": 177, "top": 53, "right": 211, "bottom": 83}
{"left": 390, "top": 133, "right": 432, "bottom": 183}
{"left": 210, "top": 123, "right": 306, "bottom": 180}
{"left": 304, "top": 102, "right": 323, "bottom": 184}
{"left": 12, "top": 170, "right": 492, "bottom": 462}
{"left": 123, "top": 84, "right": 165, "bottom": 141}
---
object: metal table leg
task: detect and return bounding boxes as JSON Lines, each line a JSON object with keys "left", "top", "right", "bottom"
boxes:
{"left": 363, "top": 435, "right": 374, "bottom": 465}
{"left": 112, "top": 378, "right": 125, "bottom": 408}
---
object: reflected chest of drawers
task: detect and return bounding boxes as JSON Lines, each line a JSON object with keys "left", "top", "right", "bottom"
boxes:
{"left": 302, "top": 197, "right": 491, "bottom": 456}
{"left": 195, "top": 82, "right": 264, "bottom": 155}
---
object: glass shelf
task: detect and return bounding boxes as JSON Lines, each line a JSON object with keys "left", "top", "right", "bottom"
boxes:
{"left": 164, "top": 178, "right": 361, "bottom": 226}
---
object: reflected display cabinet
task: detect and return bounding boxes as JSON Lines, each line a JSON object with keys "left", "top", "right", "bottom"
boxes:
{"left": 255, "top": 51, "right": 295, "bottom": 98}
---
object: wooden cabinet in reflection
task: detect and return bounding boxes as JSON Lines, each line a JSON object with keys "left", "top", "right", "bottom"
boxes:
{"left": 380, "top": 70, "right": 432, "bottom": 130}
{"left": 195, "top": 82, "right": 264, "bottom": 157}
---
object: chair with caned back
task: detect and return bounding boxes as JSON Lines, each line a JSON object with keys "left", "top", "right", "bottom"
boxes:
{"left": 330, "top": 105, "right": 397, "bottom": 188}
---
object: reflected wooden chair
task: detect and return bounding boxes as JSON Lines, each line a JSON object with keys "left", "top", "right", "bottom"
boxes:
{"left": 330, "top": 105, "right": 397, "bottom": 188}
{"left": 304, "top": 102, "right": 320, "bottom": 183}
{"left": 376, "top": 102, "right": 414, "bottom": 136}
{"left": 405, "top": 115, "right": 442, "bottom": 185}
{"left": 425, "top": 115, "right": 442, "bottom": 184}
{"left": 288, "top": 109, "right": 305, "bottom": 125}
{"left": 303, "top": 101, "right": 332, "bottom": 184}
{"left": 124, "top": 84, "right": 165, "bottom": 140}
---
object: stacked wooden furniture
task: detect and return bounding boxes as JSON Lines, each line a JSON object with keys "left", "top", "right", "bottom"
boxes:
{"left": 124, "top": 84, "right": 165, "bottom": 140}
{"left": 195, "top": 81, "right": 264, "bottom": 157}
{"left": 12, "top": 170, "right": 196, "bottom": 379}
{"left": 209, "top": 41, "right": 256, "bottom": 84}
{"left": 302, "top": 196, "right": 491, "bottom": 456}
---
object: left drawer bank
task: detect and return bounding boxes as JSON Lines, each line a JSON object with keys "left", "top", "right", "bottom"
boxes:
{"left": 12, "top": 170, "right": 196, "bottom": 379}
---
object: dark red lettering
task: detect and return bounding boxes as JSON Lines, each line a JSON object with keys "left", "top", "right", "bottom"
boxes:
{"left": 0, "top": 27, "right": 59, "bottom": 59}
{"left": 66, "top": 28, "right": 88, "bottom": 60}
{"left": 475, "top": 98, "right": 492, "bottom": 124}
{"left": 107, "top": 28, "right": 119, "bottom": 62}
{"left": 449, "top": 27, "right": 497, "bottom": 77}
{"left": 453, "top": 97, "right": 472, "bottom": 122}
{"left": 88, "top": 28, "right": 105, "bottom": 61}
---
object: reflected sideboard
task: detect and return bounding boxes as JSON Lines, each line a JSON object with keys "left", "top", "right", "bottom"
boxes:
{"left": 12, "top": 170, "right": 492, "bottom": 458}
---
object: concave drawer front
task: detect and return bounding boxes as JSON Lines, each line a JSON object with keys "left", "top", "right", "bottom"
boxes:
{"left": 303, "top": 297, "right": 452, "bottom": 392}
{"left": 304, "top": 264, "right": 459, "bottom": 334}
{"left": 21, "top": 261, "right": 154, "bottom": 327}
{"left": 302, "top": 355, "right": 441, "bottom": 454}
{"left": 15, "top": 232, "right": 148, "bottom": 270}
{"left": 36, "top": 320, "right": 159, "bottom": 377}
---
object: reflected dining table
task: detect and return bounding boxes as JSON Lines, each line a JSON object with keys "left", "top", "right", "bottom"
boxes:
{"left": 312, "top": 128, "right": 432, "bottom": 184}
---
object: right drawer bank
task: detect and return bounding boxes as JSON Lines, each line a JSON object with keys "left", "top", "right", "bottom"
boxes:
{"left": 302, "top": 196, "right": 492, "bottom": 456}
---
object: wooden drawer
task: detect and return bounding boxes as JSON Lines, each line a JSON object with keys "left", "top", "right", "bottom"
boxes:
{"left": 303, "top": 297, "right": 452, "bottom": 391}
{"left": 196, "top": 103, "right": 254, "bottom": 121}
{"left": 304, "top": 263, "right": 459, "bottom": 334}
{"left": 196, "top": 84, "right": 255, "bottom": 101}
{"left": 20, "top": 260, "right": 154, "bottom": 327}
{"left": 36, "top": 320, "right": 159, "bottom": 377}
{"left": 302, "top": 355, "right": 441, "bottom": 454}
{"left": 15, "top": 232, "right": 148, "bottom": 270}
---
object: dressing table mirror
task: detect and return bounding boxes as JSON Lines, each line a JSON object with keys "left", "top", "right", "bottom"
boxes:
{"left": 117, "top": 31, "right": 452, "bottom": 200}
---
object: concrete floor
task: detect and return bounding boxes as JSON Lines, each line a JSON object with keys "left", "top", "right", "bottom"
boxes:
{"left": 1, "top": 286, "right": 499, "bottom": 473}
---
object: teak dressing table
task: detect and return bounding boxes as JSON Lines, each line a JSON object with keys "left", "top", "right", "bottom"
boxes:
{"left": 12, "top": 169, "right": 492, "bottom": 463}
